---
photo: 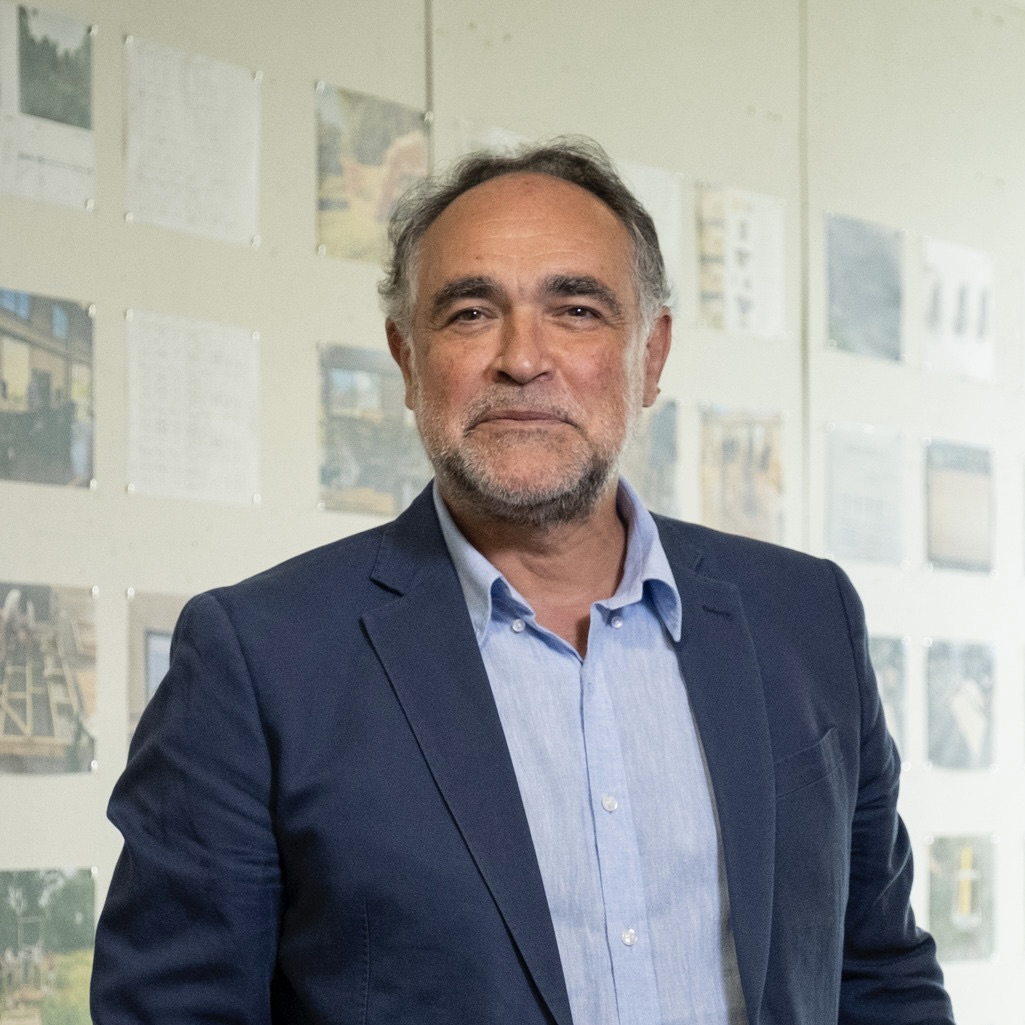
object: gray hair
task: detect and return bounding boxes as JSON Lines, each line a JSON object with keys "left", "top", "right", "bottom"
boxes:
{"left": 378, "top": 136, "right": 670, "bottom": 338}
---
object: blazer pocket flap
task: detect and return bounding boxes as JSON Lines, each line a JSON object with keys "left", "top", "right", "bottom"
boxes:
{"left": 774, "top": 727, "right": 843, "bottom": 798}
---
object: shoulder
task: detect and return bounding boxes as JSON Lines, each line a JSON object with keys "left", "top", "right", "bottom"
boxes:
{"left": 653, "top": 514, "right": 834, "bottom": 580}
{"left": 206, "top": 485, "right": 446, "bottom": 618}
{"left": 652, "top": 514, "right": 862, "bottom": 627}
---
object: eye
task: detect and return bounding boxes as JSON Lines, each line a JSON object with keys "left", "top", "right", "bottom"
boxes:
{"left": 448, "top": 307, "right": 486, "bottom": 324}
{"left": 561, "top": 304, "right": 602, "bottom": 321}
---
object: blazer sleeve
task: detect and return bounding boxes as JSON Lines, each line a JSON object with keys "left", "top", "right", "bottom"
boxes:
{"left": 831, "top": 564, "right": 956, "bottom": 1025}
{"left": 91, "top": 592, "right": 282, "bottom": 1025}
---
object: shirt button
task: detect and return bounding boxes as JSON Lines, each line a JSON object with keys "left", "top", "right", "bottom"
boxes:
{"left": 601, "top": 794, "right": 619, "bottom": 812}
{"left": 610, "top": 614, "right": 624, "bottom": 629}
{"left": 622, "top": 928, "right": 638, "bottom": 946}
{"left": 511, "top": 618, "right": 526, "bottom": 633}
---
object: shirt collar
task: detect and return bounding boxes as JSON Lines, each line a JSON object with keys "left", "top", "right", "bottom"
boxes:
{"left": 433, "top": 478, "right": 682, "bottom": 645}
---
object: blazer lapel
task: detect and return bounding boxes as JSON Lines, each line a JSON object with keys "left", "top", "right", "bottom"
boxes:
{"left": 361, "top": 492, "right": 573, "bottom": 1025}
{"left": 657, "top": 520, "right": 775, "bottom": 1023}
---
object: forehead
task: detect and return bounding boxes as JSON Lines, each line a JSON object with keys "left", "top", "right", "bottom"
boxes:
{"left": 415, "top": 172, "right": 635, "bottom": 291}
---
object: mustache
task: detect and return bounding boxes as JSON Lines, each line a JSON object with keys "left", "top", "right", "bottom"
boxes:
{"left": 463, "top": 392, "right": 583, "bottom": 431}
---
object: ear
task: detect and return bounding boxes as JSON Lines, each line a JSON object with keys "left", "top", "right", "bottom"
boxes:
{"left": 641, "top": 309, "right": 672, "bottom": 407}
{"left": 386, "top": 320, "right": 416, "bottom": 410}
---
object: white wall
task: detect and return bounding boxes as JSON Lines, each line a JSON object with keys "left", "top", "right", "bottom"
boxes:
{"left": 2, "top": 1, "right": 1023, "bottom": 1020}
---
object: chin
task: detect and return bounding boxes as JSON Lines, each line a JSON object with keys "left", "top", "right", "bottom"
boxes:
{"left": 436, "top": 450, "right": 621, "bottom": 528}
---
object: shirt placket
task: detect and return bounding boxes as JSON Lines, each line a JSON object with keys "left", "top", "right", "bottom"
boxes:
{"left": 581, "top": 604, "right": 662, "bottom": 1025}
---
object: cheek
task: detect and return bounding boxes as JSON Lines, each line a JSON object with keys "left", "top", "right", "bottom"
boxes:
{"left": 419, "top": 354, "right": 479, "bottom": 409}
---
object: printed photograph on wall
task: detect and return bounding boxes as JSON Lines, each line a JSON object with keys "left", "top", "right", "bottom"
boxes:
{"left": 927, "top": 640, "right": 993, "bottom": 770}
{"left": 0, "top": 582, "right": 95, "bottom": 770}
{"left": 869, "top": 635, "right": 906, "bottom": 756}
{"left": 699, "top": 407, "right": 784, "bottom": 543}
{"left": 925, "top": 440, "right": 992, "bottom": 572}
{"left": 827, "top": 214, "right": 902, "bottom": 361}
{"left": 697, "top": 185, "right": 786, "bottom": 337}
{"left": 319, "top": 344, "right": 430, "bottom": 516}
{"left": 0, "top": 867, "right": 94, "bottom": 1023}
{"left": 923, "top": 237, "right": 994, "bottom": 380}
{"left": 826, "top": 423, "right": 903, "bottom": 565}
{"left": 316, "top": 85, "right": 427, "bottom": 263}
{"left": 0, "top": 288, "right": 93, "bottom": 487}
{"left": 928, "top": 836, "right": 995, "bottom": 962}
{"left": 0, "top": 2, "right": 95, "bottom": 207}
{"left": 0, "top": 582, "right": 95, "bottom": 773}
{"left": 621, "top": 398, "right": 679, "bottom": 518}
{"left": 127, "top": 591, "right": 188, "bottom": 742}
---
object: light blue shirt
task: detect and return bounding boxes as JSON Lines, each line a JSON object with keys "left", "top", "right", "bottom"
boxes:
{"left": 434, "top": 480, "right": 747, "bottom": 1025}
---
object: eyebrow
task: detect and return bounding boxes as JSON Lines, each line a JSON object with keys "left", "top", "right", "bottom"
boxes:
{"left": 427, "top": 276, "right": 503, "bottom": 322}
{"left": 541, "top": 274, "right": 625, "bottom": 319}
{"left": 427, "top": 273, "right": 626, "bottom": 323}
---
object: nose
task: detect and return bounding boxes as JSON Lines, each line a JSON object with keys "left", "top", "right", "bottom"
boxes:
{"left": 491, "top": 309, "right": 551, "bottom": 385}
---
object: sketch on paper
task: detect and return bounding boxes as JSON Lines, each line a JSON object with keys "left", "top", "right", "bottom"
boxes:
{"left": 928, "top": 836, "right": 994, "bottom": 962}
{"left": 0, "top": 582, "right": 95, "bottom": 773}
{"left": 699, "top": 408, "right": 783, "bottom": 544}
{"left": 826, "top": 424, "right": 903, "bottom": 565}
{"left": 927, "top": 641, "right": 993, "bottom": 771}
{"left": 124, "top": 37, "right": 260, "bottom": 243}
{"left": 316, "top": 85, "right": 427, "bottom": 263}
{"left": 923, "top": 237, "right": 994, "bottom": 380}
{"left": 127, "top": 591, "right": 188, "bottom": 741}
{"left": 0, "top": 3, "right": 94, "bottom": 207}
{"left": 0, "top": 288, "right": 93, "bottom": 486}
{"left": 622, "top": 398, "right": 678, "bottom": 518}
{"left": 0, "top": 868, "right": 94, "bottom": 1020}
{"left": 697, "top": 185, "right": 785, "bottom": 337}
{"left": 319, "top": 345, "right": 430, "bottom": 515}
{"left": 869, "top": 635, "right": 906, "bottom": 756}
{"left": 127, "top": 310, "right": 261, "bottom": 505}
{"left": 925, "top": 440, "right": 992, "bottom": 572}
{"left": 827, "top": 215, "right": 902, "bottom": 361}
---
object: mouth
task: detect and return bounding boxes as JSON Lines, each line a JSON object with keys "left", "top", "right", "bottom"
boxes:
{"left": 469, "top": 409, "right": 572, "bottom": 430}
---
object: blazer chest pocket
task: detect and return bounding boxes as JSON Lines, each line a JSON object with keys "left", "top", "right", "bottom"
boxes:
{"left": 774, "top": 726, "right": 844, "bottom": 799}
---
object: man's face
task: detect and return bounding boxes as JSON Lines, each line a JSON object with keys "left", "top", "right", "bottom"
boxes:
{"left": 387, "top": 172, "right": 670, "bottom": 527}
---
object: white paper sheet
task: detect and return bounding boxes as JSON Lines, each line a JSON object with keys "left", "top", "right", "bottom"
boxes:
{"left": 0, "top": 2, "right": 95, "bottom": 208}
{"left": 127, "top": 309, "right": 260, "bottom": 504}
{"left": 124, "top": 37, "right": 259, "bottom": 243}
{"left": 697, "top": 185, "right": 785, "bottom": 337}
{"left": 826, "top": 423, "right": 903, "bottom": 564}
{"left": 923, "top": 237, "right": 994, "bottom": 380}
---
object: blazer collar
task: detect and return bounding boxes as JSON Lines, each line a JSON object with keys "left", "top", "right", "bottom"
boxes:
{"left": 655, "top": 516, "right": 775, "bottom": 1021}
{"left": 364, "top": 486, "right": 574, "bottom": 1025}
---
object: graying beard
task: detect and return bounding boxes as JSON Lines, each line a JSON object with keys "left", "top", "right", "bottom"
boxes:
{"left": 432, "top": 450, "right": 618, "bottom": 528}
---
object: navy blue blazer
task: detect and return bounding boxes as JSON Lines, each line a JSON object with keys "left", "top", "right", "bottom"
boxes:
{"left": 92, "top": 487, "right": 954, "bottom": 1024}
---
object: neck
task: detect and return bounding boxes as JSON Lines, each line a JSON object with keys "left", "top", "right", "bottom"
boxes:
{"left": 441, "top": 483, "right": 629, "bottom": 656}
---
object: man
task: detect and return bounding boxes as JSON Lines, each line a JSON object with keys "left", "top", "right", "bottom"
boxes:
{"left": 92, "top": 138, "right": 955, "bottom": 1024}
